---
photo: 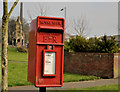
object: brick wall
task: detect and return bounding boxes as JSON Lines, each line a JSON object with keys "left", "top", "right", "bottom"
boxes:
{"left": 64, "top": 52, "right": 120, "bottom": 78}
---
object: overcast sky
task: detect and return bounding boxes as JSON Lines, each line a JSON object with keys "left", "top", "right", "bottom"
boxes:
{"left": 0, "top": 1, "right": 118, "bottom": 37}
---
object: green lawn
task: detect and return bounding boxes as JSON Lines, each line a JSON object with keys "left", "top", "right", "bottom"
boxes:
{"left": 8, "top": 62, "right": 32, "bottom": 87}
{"left": 48, "top": 85, "right": 119, "bottom": 92}
{"left": 63, "top": 73, "right": 100, "bottom": 82}
{"left": 8, "top": 62, "right": 100, "bottom": 87}
{"left": 8, "top": 47, "right": 28, "bottom": 62}
{"left": 70, "top": 84, "right": 119, "bottom": 90}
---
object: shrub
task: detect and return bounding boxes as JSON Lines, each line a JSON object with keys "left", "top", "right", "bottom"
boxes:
{"left": 100, "top": 35, "right": 119, "bottom": 53}
{"left": 69, "top": 36, "right": 89, "bottom": 52}
{"left": 17, "top": 46, "right": 28, "bottom": 53}
{"left": 64, "top": 40, "right": 70, "bottom": 52}
{"left": 66, "top": 35, "right": 119, "bottom": 53}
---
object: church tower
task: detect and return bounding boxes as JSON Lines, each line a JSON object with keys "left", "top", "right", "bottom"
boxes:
{"left": 12, "top": 17, "right": 25, "bottom": 47}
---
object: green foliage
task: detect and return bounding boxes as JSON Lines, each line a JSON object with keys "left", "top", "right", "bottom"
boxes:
{"left": 100, "top": 35, "right": 119, "bottom": 53}
{"left": 67, "top": 35, "right": 119, "bottom": 53}
{"left": 17, "top": 46, "right": 28, "bottom": 53}
{"left": 87, "top": 37, "right": 101, "bottom": 52}
{"left": 64, "top": 40, "right": 70, "bottom": 52}
{"left": 69, "top": 36, "right": 89, "bottom": 52}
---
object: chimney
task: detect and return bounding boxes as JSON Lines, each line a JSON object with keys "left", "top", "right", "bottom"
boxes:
{"left": 20, "top": 2, "right": 23, "bottom": 24}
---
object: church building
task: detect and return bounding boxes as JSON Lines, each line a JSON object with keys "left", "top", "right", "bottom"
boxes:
{"left": 12, "top": 16, "right": 24, "bottom": 47}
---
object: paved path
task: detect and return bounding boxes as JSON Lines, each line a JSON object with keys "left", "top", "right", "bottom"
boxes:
{"left": 8, "top": 79, "right": 118, "bottom": 91}
{"left": 8, "top": 61, "right": 27, "bottom": 63}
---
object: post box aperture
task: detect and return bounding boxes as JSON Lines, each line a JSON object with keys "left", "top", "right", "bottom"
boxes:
{"left": 28, "top": 16, "right": 64, "bottom": 87}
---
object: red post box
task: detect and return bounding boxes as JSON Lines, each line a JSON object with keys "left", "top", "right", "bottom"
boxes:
{"left": 28, "top": 16, "right": 65, "bottom": 87}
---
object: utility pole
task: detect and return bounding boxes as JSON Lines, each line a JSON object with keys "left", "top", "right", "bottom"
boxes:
{"left": 61, "top": 6, "right": 66, "bottom": 73}
{"left": 61, "top": 6, "right": 66, "bottom": 20}
{"left": 61, "top": 6, "right": 66, "bottom": 40}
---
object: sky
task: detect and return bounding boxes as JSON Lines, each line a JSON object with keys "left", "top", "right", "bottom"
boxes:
{"left": 0, "top": 1, "right": 119, "bottom": 37}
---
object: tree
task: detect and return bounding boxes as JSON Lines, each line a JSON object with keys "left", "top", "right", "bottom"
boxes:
{"left": 22, "top": 19, "right": 29, "bottom": 43}
{"left": 71, "top": 16, "right": 88, "bottom": 37}
{"left": 27, "top": 3, "right": 48, "bottom": 21}
{"left": 0, "top": 19, "right": 2, "bottom": 43}
{"left": 0, "top": 27, "right": 1, "bottom": 43}
{"left": 36, "top": 3, "right": 48, "bottom": 16}
{"left": 2, "top": 0, "right": 19, "bottom": 91}
{"left": 0, "top": 24, "right": 2, "bottom": 43}
{"left": 8, "top": 17, "right": 16, "bottom": 45}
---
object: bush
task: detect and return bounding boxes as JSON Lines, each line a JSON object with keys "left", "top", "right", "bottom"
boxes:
{"left": 17, "top": 46, "right": 28, "bottom": 53}
{"left": 64, "top": 40, "right": 70, "bottom": 52}
{"left": 100, "top": 35, "right": 119, "bottom": 53}
{"left": 66, "top": 35, "right": 119, "bottom": 53}
{"left": 87, "top": 37, "right": 101, "bottom": 52}
{"left": 69, "top": 36, "right": 89, "bottom": 52}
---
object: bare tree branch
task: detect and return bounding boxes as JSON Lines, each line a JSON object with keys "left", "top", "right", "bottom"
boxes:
{"left": 27, "top": 9, "right": 33, "bottom": 21}
{"left": 72, "top": 16, "right": 88, "bottom": 37}
{"left": 27, "top": 3, "right": 48, "bottom": 20}
{"left": 8, "top": 0, "right": 19, "bottom": 16}
{"left": 37, "top": 3, "right": 48, "bottom": 16}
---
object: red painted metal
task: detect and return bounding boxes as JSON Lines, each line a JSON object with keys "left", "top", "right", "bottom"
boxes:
{"left": 28, "top": 16, "right": 65, "bottom": 87}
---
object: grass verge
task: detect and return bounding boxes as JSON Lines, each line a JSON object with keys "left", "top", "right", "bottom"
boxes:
{"left": 70, "top": 84, "right": 119, "bottom": 90}
{"left": 47, "top": 85, "right": 119, "bottom": 92}
{"left": 8, "top": 62, "right": 32, "bottom": 87}
{"left": 63, "top": 72, "right": 100, "bottom": 82}
{"left": 8, "top": 62, "right": 100, "bottom": 87}
{"left": 8, "top": 46, "right": 28, "bottom": 62}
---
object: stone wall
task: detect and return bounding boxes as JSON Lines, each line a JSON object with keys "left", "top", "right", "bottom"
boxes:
{"left": 64, "top": 52, "right": 120, "bottom": 78}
